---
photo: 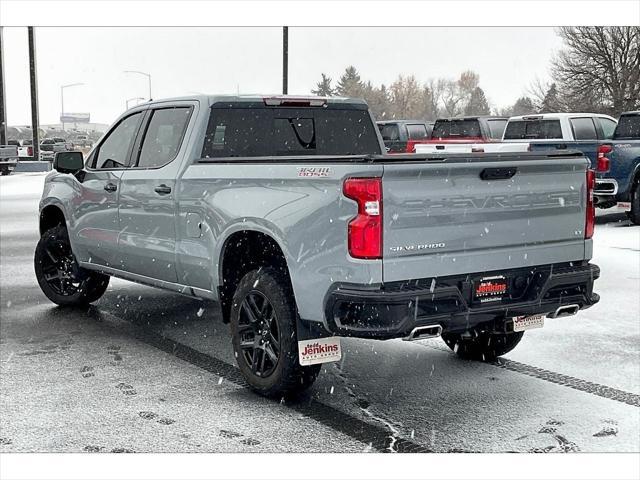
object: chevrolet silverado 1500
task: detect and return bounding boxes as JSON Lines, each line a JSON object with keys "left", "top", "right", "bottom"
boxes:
{"left": 35, "top": 95, "right": 600, "bottom": 397}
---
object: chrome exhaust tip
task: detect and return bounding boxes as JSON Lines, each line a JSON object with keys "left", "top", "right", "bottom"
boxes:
{"left": 403, "top": 324, "right": 443, "bottom": 341}
{"left": 548, "top": 304, "right": 580, "bottom": 319}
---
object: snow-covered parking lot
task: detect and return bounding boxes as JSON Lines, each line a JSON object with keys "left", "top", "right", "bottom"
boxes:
{"left": 1, "top": 172, "right": 638, "bottom": 453}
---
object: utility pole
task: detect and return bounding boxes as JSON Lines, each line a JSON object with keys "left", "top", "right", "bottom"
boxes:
{"left": 28, "top": 27, "right": 39, "bottom": 161}
{"left": 282, "top": 26, "right": 288, "bottom": 95}
{"left": 0, "top": 27, "right": 7, "bottom": 145}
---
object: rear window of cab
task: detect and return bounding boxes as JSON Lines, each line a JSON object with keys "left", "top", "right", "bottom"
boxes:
{"left": 613, "top": 114, "right": 640, "bottom": 140}
{"left": 503, "top": 119, "right": 563, "bottom": 140}
{"left": 202, "top": 107, "right": 381, "bottom": 157}
{"left": 431, "top": 119, "right": 481, "bottom": 139}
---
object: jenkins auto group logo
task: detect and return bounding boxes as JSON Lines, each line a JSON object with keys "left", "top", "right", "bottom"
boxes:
{"left": 302, "top": 342, "right": 339, "bottom": 357}
{"left": 298, "top": 337, "right": 342, "bottom": 366}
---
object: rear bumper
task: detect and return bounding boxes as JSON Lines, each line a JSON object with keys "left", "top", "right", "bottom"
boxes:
{"left": 323, "top": 262, "right": 600, "bottom": 340}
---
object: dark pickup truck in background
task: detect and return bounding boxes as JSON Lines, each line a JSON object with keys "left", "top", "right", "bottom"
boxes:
{"left": 376, "top": 120, "right": 434, "bottom": 153}
{"left": 594, "top": 111, "right": 640, "bottom": 224}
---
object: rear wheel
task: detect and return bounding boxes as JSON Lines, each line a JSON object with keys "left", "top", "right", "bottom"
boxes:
{"left": 34, "top": 224, "right": 110, "bottom": 306}
{"left": 230, "top": 268, "right": 320, "bottom": 398}
{"left": 441, "top": 330, "right": 524, "bottom": 361}
{"left": 628, "top": 179, "right": 640, "bottom": 225}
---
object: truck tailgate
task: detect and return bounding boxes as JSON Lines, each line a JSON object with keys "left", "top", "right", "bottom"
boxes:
{"left": 382, "top": 154, "right": 589, "bottom": 282}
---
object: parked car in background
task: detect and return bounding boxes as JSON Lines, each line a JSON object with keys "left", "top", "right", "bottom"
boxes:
{"left": 418, "top": 116, "right": 508, "bottom": 152}
{"left": 377, "top": 120, "right": 434, "bottom": 153}
{"left": 8, "top": 139, "right": 34, "bottom": 158}
{"left": 73, "top": 134, "right": 93, "bottom": 148}
{"left": 36, "top": 94, "right": 600, "bottom": 397}
{"left": 503, "top": 113, "right": 617, "bottom": 169}
{"left": 1, "top": 140, "right": 35, "bottom": 174}
{"left": 593, "top": 111, "right": 640, "bottom": 223}
{"left": 40, "top": 138, "right": 72, "bottom": 161}
{"left": 0, "top": 145, "right": 19, "bottom": 175}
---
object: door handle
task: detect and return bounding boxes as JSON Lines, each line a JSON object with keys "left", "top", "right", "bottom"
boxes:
{"left": 154, "top": 184, "right": 172, "bottom": 195}
{"left": 104, "top": 183, "right": 117, "bottom": 192}
{"left": 480, "top": 167, "right": 518, "bottom": 180}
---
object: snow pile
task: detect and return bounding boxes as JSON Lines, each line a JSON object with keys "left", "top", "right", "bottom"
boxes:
{"left": 0, "top": 173, "right": 48, "bottom": 199}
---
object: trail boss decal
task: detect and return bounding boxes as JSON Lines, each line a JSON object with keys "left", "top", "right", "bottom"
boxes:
{"left": 297, "top": 167, "right": 332, "bottom": 178}
{"left": 298, "top": 337, "right": 342, "bottom": 366}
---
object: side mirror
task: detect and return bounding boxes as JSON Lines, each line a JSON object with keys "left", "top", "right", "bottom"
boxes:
{"left": 54, "top": 151, "right": 84, "bottom": 174}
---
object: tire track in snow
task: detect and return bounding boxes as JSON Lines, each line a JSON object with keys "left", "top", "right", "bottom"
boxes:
{"left": 420, "top": 342, "right": 640, "bottom": 407}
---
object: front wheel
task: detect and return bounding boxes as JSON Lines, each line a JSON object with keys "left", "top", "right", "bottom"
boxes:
{"left": 230, "top": 268, "right": 320, "bottom": 398}
{"left": 34, "top": 225, "right": 110, "bottom": 306}
{"left": 441, "top": 330, "right": 524, "bottom": 361}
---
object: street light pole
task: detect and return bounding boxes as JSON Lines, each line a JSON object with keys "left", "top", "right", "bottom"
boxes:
{"left": 282, "top": 26, "right": 288, "bottom": 95}
{"left": 60, "top": 82, "right": 84, "bottom": 131}
{"left": 28, "top": 27, "right": 39, "bottom": 161}
{"left": 124, "top": 70, "right": 152, "bottom": 101}
{"left": 0, "top": 27, "right": 7, "bottom": 146}
{"left": 126, "top": 97, "right": 145, "bottom": 110}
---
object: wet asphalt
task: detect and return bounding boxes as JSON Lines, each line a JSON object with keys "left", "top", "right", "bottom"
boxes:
{"left": 1, "top": 173, "right": 639, "bottom": 453}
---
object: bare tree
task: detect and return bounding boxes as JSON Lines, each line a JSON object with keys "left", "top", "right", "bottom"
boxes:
{"left": 421, "top": 78, "right": 446, "bottom": 120}
{"left": 552, "top": 27, "right": 640, "bottom": 114}
{"left": 390, "top": 75, "right": 422, "bottom": 118}
{"left": 441, "top": 80, "right": 464, "bottom": 117}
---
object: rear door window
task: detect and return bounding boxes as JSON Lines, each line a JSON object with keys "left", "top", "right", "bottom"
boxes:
{"left": 378, "top": 123, "right": 400, "bottom": 142}
{"left": 202, "top": 107, "right": 380, "bottom": 157}
{"left": 613, "top": 115, "right": 640, "bottom": 139}
{"left": 431, "top": 119, "right": 481, "bottom": 139}
{"left": 570, "top": 117, "right": 597, "bottom": 140}
{"left": 598, "top": 118, "right": 618, "bottom": 139}
{"left": 406, "top": 124, "right": 428, "bottom": 140}
{"left": 503, "top": 119, "right": 563, "bottom": 140}
{"left": 136, "top": 107, "right": 192, "bottom": 168}
{"left": 487, "top": 119, "right": 507, "bottom": 139}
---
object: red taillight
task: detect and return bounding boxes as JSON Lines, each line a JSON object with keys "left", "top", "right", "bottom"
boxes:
{"left": 406, "top": 140, "right": 416, "bottom": 153}
{"left": 343, "top": 177, "right": 382, "bottom": 259}
{"left": 585, "top": 169, "right": 595, "bottom": 239}
{"left": 596, "top": 144, "right": 612, "bottom": 173}
{"left": 27, "top": 146, "right": 33, "bottom": 157}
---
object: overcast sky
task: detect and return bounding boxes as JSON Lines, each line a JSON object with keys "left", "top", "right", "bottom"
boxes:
{"left": 2, "top": 26, "right": 564, "bottom": 126}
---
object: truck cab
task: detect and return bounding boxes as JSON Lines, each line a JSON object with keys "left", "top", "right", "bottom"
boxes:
{"left": 376, "top": 120, "right": 434, "bottom": 153}
{"left": 503, "top": 113, "right": 618, "bottom": 170}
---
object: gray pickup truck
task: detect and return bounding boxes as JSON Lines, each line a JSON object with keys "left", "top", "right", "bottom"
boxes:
{"left": 35, "top": 95, "right": 600, "bottom": 397}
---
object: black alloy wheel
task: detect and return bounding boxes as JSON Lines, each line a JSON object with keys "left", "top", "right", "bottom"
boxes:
{"left": 237, "top": 291, "right": 281, "bottom": 378}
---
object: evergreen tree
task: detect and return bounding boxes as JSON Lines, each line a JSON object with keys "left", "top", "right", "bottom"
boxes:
{"left": 511, "top": 96, "right": 536, "bottom": 116}
{"left": 335, "top": 66, "right": 364, "bottom": 98}
{"left": 311, "top": 73, "right": 335, "bottom": 96}
{"left": 540, "top": 83, "right": 563, "bottom": 113}
{"left": 464, "top": 87, "right": 490, "bottom": 115}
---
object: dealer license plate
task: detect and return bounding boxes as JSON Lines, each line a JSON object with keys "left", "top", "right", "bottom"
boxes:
{"left": 474, "top": 275, "right": 508, "bottom": 303}
{"left": 512, "top": 314, "right": 545, "bottom": 332}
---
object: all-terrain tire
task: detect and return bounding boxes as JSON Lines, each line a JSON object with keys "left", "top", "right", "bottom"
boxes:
{"left": 34, "top": 224, "right": 110, "bottom": 306}
{"left": 441, "top": 330, "right": 525, "bottom": 361}
{"left": 230, "top": 267, "right": 320, "bottom": 398}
